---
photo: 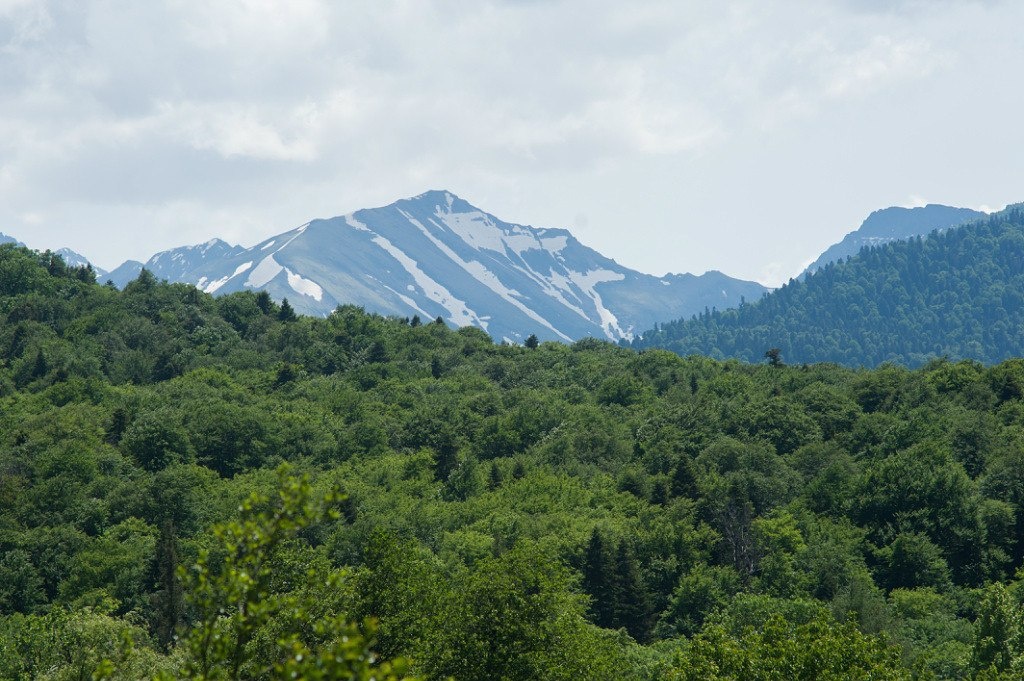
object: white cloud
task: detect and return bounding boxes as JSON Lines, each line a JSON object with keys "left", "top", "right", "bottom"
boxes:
{"left": 825, "top": 36, "right": 941, "bottom": 99}
{"left": 0, "top": 0, "right": 1020, "bottom": 281}
{"left": 976, "top": 204, "right": 1004, "bottom": 214}
{"left": 757, "top": 261, "right": 791, "bottom": 288}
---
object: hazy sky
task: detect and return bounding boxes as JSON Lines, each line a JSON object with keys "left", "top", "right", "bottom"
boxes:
{"left": 1, "top": 0, "right": 1021, "bottom": 285}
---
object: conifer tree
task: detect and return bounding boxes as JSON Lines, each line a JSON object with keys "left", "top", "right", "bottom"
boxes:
{"left": 651, "top": 479, "right": 669, "bottom": 506}
{"left": 582, "top": 529, "right": 615, "bottom": 629}
{"left": 488, "top": 461, "right": 504, "bottom": 491}
{"left": 671, "top": 457, "right": 699, "bottom": 499}
{"left": 255, "top": 290, "right": 274, "bottom": 314}
{"left": 30, "top": 348, "right": 47, "bottom": 380}
{"left": 151, "top": 521, "right": 183, "bottom": 650}
{"left": 613, "top": 540, "right": 651, "bottom": 642}
{"left": 278, "top": 297, "right": 297, "bottom": 322}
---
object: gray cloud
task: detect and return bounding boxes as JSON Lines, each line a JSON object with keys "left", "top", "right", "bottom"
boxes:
{"left": 0, "top": 0, "right": 1021, "bottom": 284}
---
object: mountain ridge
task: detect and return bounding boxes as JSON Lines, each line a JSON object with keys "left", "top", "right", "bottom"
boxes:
{"left": 803, "top": 203, "right": 987, "bottom": 275}
{"left": 633, "top": 207, "right": 1024, "bottom": 366}
{"left": 100, "top": 190, "right": 767, "bottom": 343}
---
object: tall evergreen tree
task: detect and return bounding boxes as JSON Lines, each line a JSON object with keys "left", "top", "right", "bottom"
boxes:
{"left": 30, "top": 348, "right": 48, "bottom": 380}
{"left": 581, "top": 529, "right": 615, "bottom": 629}
{"left": 367, "top": 340, "right": 388, "bottom": 364}
{"left": 151, "top": 521, "right": 184, "bottom": 650}
{"left": 612, "top": 539, "right": 651, "bottom": 642}
{"left": 255, "top": 290, "right": 274, "bottom": 315}
{"left": 278, "top": 297, "right": 297, "bottom": 322}
{"left": 671, "top": 457, "right": 699, "bottom": 499}
{"left": 487, "top": 461, "right": 504, "bottom": 491}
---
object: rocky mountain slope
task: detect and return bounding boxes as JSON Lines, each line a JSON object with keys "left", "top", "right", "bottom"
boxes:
{"left": 111, "top": 191, "right": 767, "bottom": 342}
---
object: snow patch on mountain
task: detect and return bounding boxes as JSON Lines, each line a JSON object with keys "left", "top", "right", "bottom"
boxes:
{"left": 285, "top": 269, "right": 323, "bottom": 301}
{"left": 539, "top": 235, "right": 569, "bottom": 253}
{"left": 552, "top": 268, "right": 627, "bottom": 339}
{"left": 367, "top": 227, "right": 487, "bottom": 330}
{"left": 382, "top": 283, "right": 433, "bottom": 319}
{"left": 98, "top": 190, "right": 767, "bottom": 342}
{"left": 399, "top": 209, "right": 570, "bottom": 340}
{"left": 343, "top": 214, "right": 371, "bottom": 232}
{"left": 247, "top": 255, "right": 284, "bottom": 288}
{"left": 204, "top": 261, "right": 253, "bottom": 293}
{"left": 435, "top": 208, "right": 538, "bottom": 255}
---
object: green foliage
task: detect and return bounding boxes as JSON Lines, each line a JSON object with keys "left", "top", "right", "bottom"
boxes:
{"left": 175, "top": 468, "right": 414, "bottom": 680}
{"left": 424, "top": 545, "right": 619, "bottom": 680}
{"left": 0, "top": 244, "right": 1023, "bottom": 678}
{"left": 971, "top": 582, "right": 1024, "bottom": 675}
{"left": 633, "top": 210, "right": 1024, "bottom": 367}
{"left": 0, "top": 606, "right": 173, "bottom": 680}
{"left": 666, "top": 613, "right": 915, "bottom": 680}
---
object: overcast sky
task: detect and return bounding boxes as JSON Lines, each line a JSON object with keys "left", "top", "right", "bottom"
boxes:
{"left": 1, "top": 0, "right": 1021, "bottom": 285}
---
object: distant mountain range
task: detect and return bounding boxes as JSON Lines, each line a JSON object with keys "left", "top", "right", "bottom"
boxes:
{"left": 53, "top": 248, "right": 108, "bottom": 278}
{"left": 89, "top": 191, "right": 767, "bottom": 343}
{"left": 803, "top": 204, "right": 987, "bottom": 275}
{"left": 3, "top": 194, "right": 1014, "bottom": 353}
{"left": 632, "top": 207, "right": 1024, "bottom": 366}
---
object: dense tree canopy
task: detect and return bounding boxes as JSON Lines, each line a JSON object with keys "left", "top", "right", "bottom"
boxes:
{"left": 2, "top": 244, "right": 1024, "bottom": 678}
{"left": 631, "top": 210, "right": 1024, "bottom": 367}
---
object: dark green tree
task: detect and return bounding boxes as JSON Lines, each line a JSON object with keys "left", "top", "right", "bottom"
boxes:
{"left": 487, "top": 461, "right": 504, "bottom": 491}
{"left": 278, "top": 297, "right": 297, "bottom": 322}
{"left": 671, "top": 457, "right": 699, "bottom": 499}
{"left": 581, "top": 529, "right": 615, "bottom": 628}
{"left": 612, "top": 539, "right": 651, "bottom": 642}
{"left": 255, "top": 290, "right": 275, "bottom": 314}
{"left": 150, "top": 521, "right": 183, "bottom": 649}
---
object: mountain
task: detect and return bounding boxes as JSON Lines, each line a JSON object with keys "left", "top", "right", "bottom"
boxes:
{"left": 144, "top": 239, "right": 246, "bottom": 283}
{"left": 53, "top": 248, "right": 108, "bottom": 278}
{"left": 1, "top": 237, "right": 107, "bottom": 277}
{"left": 632, "top": 207, "right": 1024, "bottom": 367}
{"left": 105, "top": 260, "right": 146, "bottom": 288}
{"left": 803, "top": 204, "right": 987, "bottom": 275}
{"left": 117, "top": 191, "right": 766, "bottom": 342}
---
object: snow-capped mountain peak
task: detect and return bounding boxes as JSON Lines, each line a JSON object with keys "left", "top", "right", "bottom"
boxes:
{"left": 107, "top": 191, "right": 766, "bottom": 342}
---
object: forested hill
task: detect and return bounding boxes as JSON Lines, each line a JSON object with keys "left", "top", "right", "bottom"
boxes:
{"left": 7, "top": 244, "right": 1024, "bottom": 679}
{"left": 632, "top": 209, "right": 1024, "bottom": 367}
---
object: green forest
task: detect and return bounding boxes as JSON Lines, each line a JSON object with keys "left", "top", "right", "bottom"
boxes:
{"left": 4, "top": 243, "right": 1024, "bottom": 679}
{"left": 631, "top": 209, "right": 1024, "bottom": 367}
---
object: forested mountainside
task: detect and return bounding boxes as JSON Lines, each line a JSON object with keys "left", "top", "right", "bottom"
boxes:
{"left": 5, "top": 245, "right": 1024, "bottom": 679}
{"left": 632, "top": 209, "right": 1024, "bottom": 367}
